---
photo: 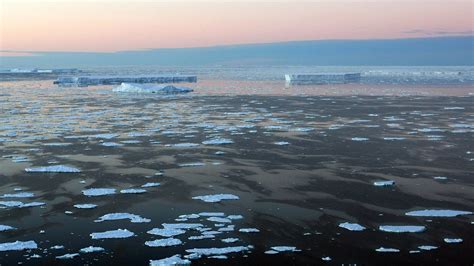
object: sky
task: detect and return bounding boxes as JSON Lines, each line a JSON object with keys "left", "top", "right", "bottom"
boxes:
{"left": 1, "top": 0, "right": 473, "bottom": 54}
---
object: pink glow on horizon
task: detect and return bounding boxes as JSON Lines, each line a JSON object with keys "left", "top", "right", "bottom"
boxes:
{"left": 1, "top": 1, "right": 472, "bottom": 52}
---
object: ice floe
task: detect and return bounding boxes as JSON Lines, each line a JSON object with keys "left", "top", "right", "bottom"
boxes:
{"left": 82, "top": 188, "right": 117, "bottom": 196}
{"left": 0, "top": 225, "right": 15, "bottom": 231}
{"left": 0, "top": 201, "right": 45, "bottom": 208}
{"left": 142, "top": 182, "right": 161, "bottom": 188}
{"left": 162, "top": 223, "right": 204, "bottom": 230}
{"left": 351, "top": 137, "right": 369, "bottom": 141}
{"left": 148, "top": 228, "right": 186, "bottom": 237}
{"left": 0, "top": 240, "right": 37, "bottom": 251}
{"left": 149, "top": 255, "right": 191, "bottom": 266}
{"left": 239, "top": 228, "right": 260, "bottom": 233}
{"left": 375, "top": 247, "right": 400, "bottom": 253}
{"left": 373, "top": 180, "right": 395, "bottom": 187}
{"left": 95, "top": 213, "right": 151, "bottom": 223}
{"left": 202, "top": 138, "right": 234, "bottom": 145}
{"left": 405, "top": 209, "right": 473, "bottom": 217}
{"left": 185, "top": 245, "right": 252, "bottom": 256}
{"left": 120, "top": 188, "right": 147, "bottom": 194}
{"left": 145, "top": 238, "right": 183, "bottom": 247}
{"left": 74, "top": 204, "right": 98, "bottom": 209}
{"left": 113, "top": 83, "right": 193, "bottom": 94}
{"left": 192, "top": 194, "right": 239, "bottom": 203}
{"left": 56, "top": 253, "right": 79, "bottom": 259}
{"left": 90, "top": 229, "right": 135, "bottom": 239}
{"left": 80, "top": 246, "right": 105, "bottom": 253}
{"left": 418, "top": 245, "right": 437, "bottom": 251}
{"left": 1, "top": 192, "right": 34, "bottom": 198}
{"left": 443, "top": 238, "right": 463, "bottom": 243}
{"left": 379, "top": 225, "right": 425, "bottom": 233}
{"left": 25, "top": 165, "right": 81, "bottom": 173}
{"left": 339, "top": 222, "right": 366, "bottom": 231}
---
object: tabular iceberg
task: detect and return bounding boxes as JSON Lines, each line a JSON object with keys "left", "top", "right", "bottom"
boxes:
{"left": 113, "top": 83, "right": 193, "bottom": 94}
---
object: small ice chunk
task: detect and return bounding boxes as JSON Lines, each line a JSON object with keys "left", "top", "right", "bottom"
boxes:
{"left": 271, "top": 246, "right": 300, "bottom": 252}
{"left": 192, "top": 194, "right": 239, "bottom": 203}
{"left": 239, "top": 228, "right": 260, "bottom": 233}
{"left": 418, "top": 245, "right": 438, "bottom": 251}
{"left": 179, "top": 162, "right": 205, "bottom": 167}
{"left": 145, "top": 238, "right": 182, "bottom": 247}
{"left": 0, "top": 240, "right": 37, "bottom": 251}
{"left": 379, "top": 225, "right": 425, "bottom": 233}
{"left": 56, "top": 253, "right": 79, "bottom": 259}
{"left": 375, "top": 247, "right": 400, "bottom": 253}
{"left": 373, "top": 180, "right": 395, "bottom": 187}
{"left": 102, "top": 142, "right": 123, "bottom": 147}
{"left": 405, "top": 209, "right": 473, "bottom": 217}
{"left": 91, "top": 133, "right": 119, "bottom": 139}
{"left": 207, "top": 217, "right": 232, "bottom": 223}
{"left": 80, "top": 246, "right": 104, "bottom": 253}
{"left": 90, "top": 229, "right": 135, "bottom": 239}
{"left": 95, "top": 213, "right": 151, "bottom": 223}
{"left": 149, "top": 255, "right": 191, "bottom": 266}
{"left": 274, "top": 141, "right": 290, "bottom": 145}
{"left": 142, "top": 182, "right": 161, "bottom": 188}
{"left": 82, "top": 188, "right": 116, "bottom": 196}
{"left": 162, "top": 223, "right": 204, "bottom": 230}
{"left": 202, "top": 138, "right": 234, "bottom": 145}
{"left": 25, "top": 165, "right": 81, "bottom": 173}
{"left": 339, "top": 222, "right": 366, "bottom": 231}
{"left": 1, "top": 192, "right": 34, "bottom": 198}
{"left": 171, "top": 143, "right": 200, "bottom": 148}
{"left": 120, "top": 188, "right": 147, "bottom": 194}
{"left": 0, "top": 201, "right": 45, "bottom": 208}
{"left": 322, "top": 256, "right": 332, "bottom": 261}
{"left": 351, "top": 137, "right": 369, "bottom": 141}
{"left": 185, "top": 245, "right": 251, "bottom": 256}
{"left": 443, "top": 238, "right": 463, "bottom": 243}
{"left": 189, "top": 235, "right": 215, "bottom": 240}
{"left": 227, "top": 215, "right": 243, "bottom": 220}
{"left": 74, "top": 204, "right": 97, "bottom": 209}
{"left": 0, "top": 225, "right": 15, "bottom": 231}
{"left": 198, "top": 212, "right": 225, "bottom": 217}
{"left": 222, "top": 238, "right": 239, "bottom": 243}
{"left": 433, "top": 176, "right": 448, "bottom": 180}
{"left": 147, "top": 228, "right": 186, "bottom": 237}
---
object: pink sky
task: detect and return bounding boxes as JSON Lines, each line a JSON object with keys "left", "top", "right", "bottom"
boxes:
{"left": 1, "top": 0, "right": 472, "bottom": 52}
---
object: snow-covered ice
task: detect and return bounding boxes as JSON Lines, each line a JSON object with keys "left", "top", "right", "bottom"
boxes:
{"left": 0, "top": 240, "right": 37, "bottom": 251}
{"left": 192, "top": 194, "right": 239, "bottom": 203}
{"left": 145, "top": 238, "right": 183, "bottom": 247}
{"left": 74, "top": 204, "right": 98, "bottom": 209}
{"left": 25, "top": 165, "right": 81, "bottom": 173}
{"left": 202, "top": 138, "right": 234, "bottom": 145}
{"left": 147, "top": 228, "right": 186, "bottom": 237}
{"left": 185, "top": 245, "right": 252, "bottom": 256}
{"left": 379, "top": 225, "right": 426, "bottom": 233}
{"left": 90, "top": 229, "right": 135, "bottom": 239}
{"left": 149, "top": 255, "right": 191, "bottom": 266}
{"left": 405, "top": 209, "right": 473, "bottom": 217}
{"left": 82, "top": 188, "right": 116, "bottom": 196}
{"left": 80, "top": 246, "right": 105, "bottom": 253}
{"left": 113, "top": 83, "right": 193, "bottom": 94}
{"left": 95, "top": 213, "right": 151, "bottom": 223}
{"left": 375, "top": 247, "right": 400, "bottom": 253}
{"left": 339, "top": 222, "right": 366, "bottom": 231}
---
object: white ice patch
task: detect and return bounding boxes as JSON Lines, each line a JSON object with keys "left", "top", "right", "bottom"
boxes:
{"left": 113, "top": 83, "right": 193, "bottom": 94}
{"left": 120, "top": 188, "right": 147, "bottom": 194}
{"left": 270, "top": 246, "right": 300, "bottom": 252}
{"left": 162, "top": 223, "right": 204, "bottom": 230}
{"left": 91, "top": 133, "right": 119, "bottom": 139}
{"left": 0, "top": 201, "right": 45, "bottom": 208}
{"left": 0, "top": 240, "right": 37, "bottom": 251}
{"left": 0, "top": 225, "right": 15, "bottom": 231}
{"left": 339, "top": 222, "right": 366, "bottom": 231}
{"left": 375, "top": 247, "right": 400, "bottom": 253}
{"left": 207, "top": 217, "right": 232, "bottom": 223}
{"left": 95, "top": 213, "right": 151, "bottom": 223}
{"left": 170, "top": 143, "right": 200, "bottom": 148}
{"left": 373, "top": 180, "right": 395, "bottom": 187}
{"left": 149, "top": 255, "right": 191, "bottom": 266}
{"left": 1, "top": 192, "right": 34, "bottom": 198}
{"left": 379, "top": 225, "right": 425, "bottom": 233}
{"left": 179, "top": 162, "right": 206, "bottom": 167}
{"left": 102, "top": 142, "right": 123, "bottom": 147}
{"left": 199, "top": 212, "right": 224, "bottom": 217}
{"left": 221, "top": 238, "right": 239, "bottom": 243}
{"left": 405, "top": 209, "right": 473, "bottom": 217}
{"left": 351, "top": 137, "right": 369, "bottom": 141}
{"left": 25, "top": 165, "right": 81, "bottom": 173}
{"left": 145, "top": 238, "right": 182, "bottom": 247}
{"left": 274, "top": 141, "right": 290, "bottom": 145}
{"left": 142, "top": 182, "right": 161, "bottom": 188}
{"left": 444, "top": 238, "right": 463, "bottom": 243}
{"left": 90, "top": 229, "right": 135, "bottom": 239}
{"left": 433, "top": 176, "right": 448, "bottom": 180}
{"left": 82, "top": 188, "right": 116, "bottom": 196}
{"left": 56, "top": 253, "right": 79, "bottom": 259}
{"left": 80, "top": 246, "right": 105, "bottom": 253}
{"left": 418, "top": 245, "right": 437, "bottom": 251}
{"left": 185, "top": 245, "right": 252, "bottom": 256}
{"left": 202, "top": 138, "right": 234, "bottom": 145}
{"left": 74, "top": 204, "right": 97, "bottom": 209}
{"left": 239, "top": 228, "right": 260, "bottom": 233}
{"left": 148, "top": 228, "right": 186, "bottom": 237}
{"left": 192, "top": 194, "right": 239, "bottom": 203}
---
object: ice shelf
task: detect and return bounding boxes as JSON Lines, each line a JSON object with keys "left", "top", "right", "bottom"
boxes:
{"left": 54, "top": 75, "right": 197, "bottom": 86}
{"left": 285, "top": 73, "right": 361, "bottom": 85}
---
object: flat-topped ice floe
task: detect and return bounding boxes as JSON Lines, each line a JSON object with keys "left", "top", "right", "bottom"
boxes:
{"left": 285, "top": 73, "right": 361, "bottom": 85}
{"left": 0, "top": 240, "right": 37, "bottom": 251}
{"left": 379, "top": 225, "right": 426, "bottom": 233}
{"left": 405, "top": 209, "right": 473, "bottom": 217}
{"left": 145, "top": 238, "right": 182, "bottom": 247}
{"left": 186, "top": 245, "right": 252, "bottom": 256}
{"left": 192, "top": 194, "right": 239, "bottom": 203}
{"left": 55, "top": 75, "right": 197, "bottom": 86}
{"left": 150, "top": 255, "right": 191, "bottom": 266}
{"left": 95, "top": 213, "right": 151, "bottom": 223}
{"left": 90, "top": 229, "right": 135, "bottom": 239}
{"left": 82, "top": 188, "right": 116, "bottom": 196}
{"left": 113, "top": 83, "right": 193, "bottom": 94}
{"left": 339, "top": 222, "right": 366, "bottom": 231}
{"left": 25, "top": 165, "right": 81, "bottom": 173}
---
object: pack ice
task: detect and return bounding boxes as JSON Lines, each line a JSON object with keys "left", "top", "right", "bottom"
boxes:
{"left": 113, "top": 83, "right": 193, "bottom": 94}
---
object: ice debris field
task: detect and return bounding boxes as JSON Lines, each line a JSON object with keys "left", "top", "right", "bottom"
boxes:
{"left": 0, "top": 81, "right": 473, "bottom": 265}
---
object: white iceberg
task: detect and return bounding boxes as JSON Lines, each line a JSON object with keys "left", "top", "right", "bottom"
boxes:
{"left": 113, "top": 83, "right": 193, "bottom": 94}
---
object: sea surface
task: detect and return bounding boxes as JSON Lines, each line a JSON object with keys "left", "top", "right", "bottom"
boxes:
{"left": 0, "top": 66, "right": 473, "bottom": 265}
